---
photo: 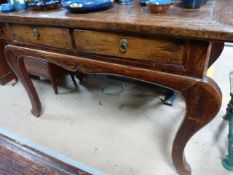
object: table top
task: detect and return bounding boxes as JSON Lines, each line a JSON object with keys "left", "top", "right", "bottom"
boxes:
{"left": 0, "top": 0, "right": 232, "bottom": 41}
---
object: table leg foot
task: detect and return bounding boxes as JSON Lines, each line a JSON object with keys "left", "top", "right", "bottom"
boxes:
{"left": 172, "top": 77, "right": 222, "bottom": 175}
{"left": 4, "top": 46, "right": 42, "bottom": 117}
{"left": 161, "top": 90, "right": 176, "bottom": 106}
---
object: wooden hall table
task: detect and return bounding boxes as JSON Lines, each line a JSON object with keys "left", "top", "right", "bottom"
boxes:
{"left": 0, "top": 0, "right": 232, "bottom": 174}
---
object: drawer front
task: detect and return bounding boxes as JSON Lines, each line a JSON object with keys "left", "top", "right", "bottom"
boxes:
{"left": 74, "top": 30, "right": 185, "bottom": 65}
{"left": 10, "top": 24, "right": 73, "bottom": 50}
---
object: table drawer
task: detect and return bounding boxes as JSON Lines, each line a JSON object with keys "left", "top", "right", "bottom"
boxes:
{"left": 10, "top": 24, "right": 73, "bottom": 50}
{"left": 74, "top": 30, "right": 185, "bottom": 65}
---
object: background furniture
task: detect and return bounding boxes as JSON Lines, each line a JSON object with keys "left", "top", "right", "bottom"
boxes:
{"left": 0, "top": 0, "right": 231, "bottom": 174}
{"left": 24, "top": 56, "right": 67, "bottom": 94}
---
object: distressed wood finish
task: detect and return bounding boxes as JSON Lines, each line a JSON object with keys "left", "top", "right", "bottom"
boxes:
{"left": 10, "top": 24, "right": 73, "bottom": 50}
{"left": 172, "top": 77, "right": 222, "bottom": 175}
{"left": 74, "top": 30, "right": 185, "bottom": 64}
{"left": 0, "top": 0, "right": 231, "bottom": 174}
{"left": 0, "top": 134, "right": 92, "bottom": 175}
{"left": 208, "top": 42, "right": 224, "bottom": 67}
{"left": 0, "top": 0, "right": 232, "bottom": 41}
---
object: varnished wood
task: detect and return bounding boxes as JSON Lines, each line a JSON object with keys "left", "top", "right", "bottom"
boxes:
{"left": 208, "top": 42, "right": 224, "bottom": 67}
{"left": 0, "top": 1, "right": 229, "bottom": 174}
{"left": 10, "top": 24, "right": 73, "bottom": 50}
{"left": 184, "top": 40, "right": 211, "bottom": 77}
{"left": 4, "top": 48, "right": 41, "bottom": 117}
{"left": 172, "top": 77, "right": 222, "bottom": 175}
{"left": 5, "top": 45, "right": 200, "bottom": 91}
{"left": 0, "top": 134, "right": 92, "bottom": 175}
{"left": 74, "top": 29, "right": 185, "bottom": 64}
{"left": 0, "top": 0, "right": 232, "bottom": 41}
{"left": 6, "top": 25, "right": 213, "bottom": 78}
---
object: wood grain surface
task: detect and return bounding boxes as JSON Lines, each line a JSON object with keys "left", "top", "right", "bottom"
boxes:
{"left": 74, "top": 29, "right": 185, "bottom": 64}
{"left": 0, "top": 0, "right": 229, "bottom": 174}
{"left": 0, "top": 0, "right": 232, "bottom": 41}
{"left": 10, "top": 24, "right": 73, "bottom": 50}
{"left": 0, "top": 133, "right": 92, "bottom": 175}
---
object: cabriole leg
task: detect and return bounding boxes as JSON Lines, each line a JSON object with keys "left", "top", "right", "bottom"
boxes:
{"left": 4, "top": 46, "right": 41, "bottom": 117}
{"left": 172, "top": 77, "right": 222, "bottom": 175}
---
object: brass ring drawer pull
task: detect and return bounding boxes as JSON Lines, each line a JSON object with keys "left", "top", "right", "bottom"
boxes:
{"left": 119, "top": 39, "right": 128, "bottom": 53}
{"left": 33, "top": 28, "right": 40, "bottom": 40}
